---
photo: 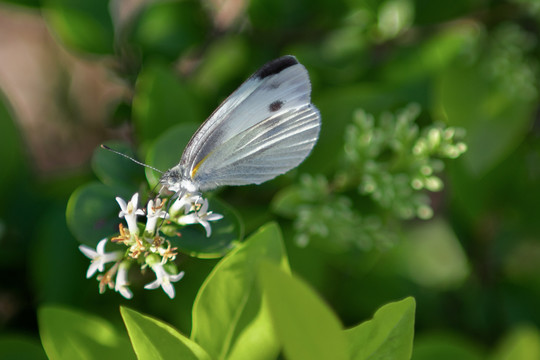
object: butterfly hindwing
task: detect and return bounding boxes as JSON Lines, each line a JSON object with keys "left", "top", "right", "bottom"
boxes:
{"left": 192, "top": 105, "right": 320, "bottom": 190}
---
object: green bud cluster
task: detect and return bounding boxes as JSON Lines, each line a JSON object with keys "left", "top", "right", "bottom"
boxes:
{"left": 273, "top": 104, "right": 467, "bottom": 252}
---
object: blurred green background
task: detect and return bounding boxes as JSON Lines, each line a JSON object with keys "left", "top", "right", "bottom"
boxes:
{"left": 0, "top": 0, "right": 539, "bottom": 358}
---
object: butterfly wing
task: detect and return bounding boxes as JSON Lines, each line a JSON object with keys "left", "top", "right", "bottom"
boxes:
{"left": 180, "top": 55, "right": 321, "bottom": 191}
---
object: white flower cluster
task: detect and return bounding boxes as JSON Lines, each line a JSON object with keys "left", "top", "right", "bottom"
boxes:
{"left": 79, "top": 192, "right": 223, "bottom": 299}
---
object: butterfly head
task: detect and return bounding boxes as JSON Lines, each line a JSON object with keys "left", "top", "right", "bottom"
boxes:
{"left": 160, "top": 165, "right": 199, "bottom": 194}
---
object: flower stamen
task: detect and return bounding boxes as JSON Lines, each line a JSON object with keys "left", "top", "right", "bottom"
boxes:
{"left": 111, "top": 224, "right": 131, "bottom": 244}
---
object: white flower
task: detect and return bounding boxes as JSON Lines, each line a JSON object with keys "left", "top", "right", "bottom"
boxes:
{"left": 144, "top": 263, "right": 185, "bottom": 299}
{"left": 116, "top": 193, "right": 145, "bottom": 235}
{"left": 170, "top": 193, "right": 200, "bottom": 216}
{"left": 79, "top": 238, "right": 122, "bottom": 278}
{"left": 144, "top": 198, "right": 169, "bottom": 236}
{"left": 115, "top": 262, "right": 133, "bottom": 299}
{"left": 177, "top": 198, "right": 223, "bottom": 237}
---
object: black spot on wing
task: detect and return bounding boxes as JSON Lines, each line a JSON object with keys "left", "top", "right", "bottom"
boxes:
{"left": 269, "top": 100, "right": 284, "bottom": 112}
{"left": 255, "top": 55, "right": 298, "bottom": 79}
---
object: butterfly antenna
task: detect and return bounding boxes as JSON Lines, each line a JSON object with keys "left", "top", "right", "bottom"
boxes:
{"left": 101, "top": 144, "right": 163, "bottom": 174}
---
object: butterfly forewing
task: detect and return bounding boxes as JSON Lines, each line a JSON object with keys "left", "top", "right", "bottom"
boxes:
{"left": 179, "top": 55, "right": 320, "bottom": 191}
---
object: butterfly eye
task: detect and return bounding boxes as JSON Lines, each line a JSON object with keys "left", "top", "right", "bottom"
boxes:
{"left": 161, "top": 169, "right": 179, "bottom": 185}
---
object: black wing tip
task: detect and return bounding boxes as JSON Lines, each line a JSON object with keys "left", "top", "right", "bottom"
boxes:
{"left": 255, "top": 55, "right": 299, "bottom": 79}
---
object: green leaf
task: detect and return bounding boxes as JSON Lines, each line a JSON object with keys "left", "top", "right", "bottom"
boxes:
{"left": 259, "top": 261, "right": 348, "bottom": 360}
{"left": 191, "top": 37, "right": 249, "bottom": 94}
{"left": 120, "top": 307, "right": 211, "bottom": 360}
{"left": 38, "top": 305, "right": 135, "bottom": 360}
{"left": 271, "top": 184, "right": 307, "bottom": 218}
{"left": 163, "top": 197, "right": 243, "bottom": 258}
{"left": 400, "top": 219, "right": 470, "bottom": 289}
{"left": 92, "top": 141, "right": 144, "bottom": 188}
{"left": 144, "top": 123, "right": 200, "bottom": 187}
{"left": 66, "top": 182, "right": 131, "bottom": 246}
{"left": 43, "top": 0, "right": 115, "bottom": 55}
{"left": 436, "top": 61, "right": 534, "bottom": 176}
{"left": 345, "top": 297, "right": 416, "bottom": 360}
{"left": 31, "top": 204, "right": 88, "bottom": 303}
{"left": 412, "top": 333, "right": 485, "bottom": 360}
{"left": 191, "top": 223, "right": 287, "bottom": 360}
{"left": 434, "top": 26, "right": 537, "bottom": 177}
{"left": 492, "top": 326, "right": 540, "bottom": 360}
{"left": 0, "top": 335, "right": 47, "bottom": 360}
{"left": 129, "top": 0, "right": 208, "bottom": 62}
{"left": 381, "top": 23, "right": 479, "bottom": 84}
{"left": 132, "top": 64, "right": 203, "bottom": 144}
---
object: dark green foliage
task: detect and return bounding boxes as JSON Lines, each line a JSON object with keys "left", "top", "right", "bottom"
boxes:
{"left": 1, "top": 0, "right": 540, "bottom": 357}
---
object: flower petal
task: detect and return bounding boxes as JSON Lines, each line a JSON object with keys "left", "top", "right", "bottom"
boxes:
{"left": 162, "top": 282, "right": 176, "bottom": 299}
{"left": 206, "top": 213, "right": 224, "bottom": 221}
{"left": 177, "top": 213, "right": 198, "bottom": 225}
{"left": 118, "top": 287, "right": 133, "bottom": 299}
{"left": 170, "top": 271, "right": 185, "bottom": 282}
{"left": 86, "top": 261, "right": 101, "bottom": 278}
{"left": 79, "top": 245, "right": 97, "bottom": 259}
{"left": 144, "top": 279, "right": 161, "bottom": 290}
{"left": 130, "top": 193, "right": 139, "bottom": 208}
{"left": 116, "top": 196, "right": 127, "bottom": 212}
{"left": 199, "top": 199, "right": 209, "bottom": 214}
{"left": 200, "top": 220, "right": 212, "bottom": 237}
{"left": 96, "top": 238, "right": 108, "bottom": 253}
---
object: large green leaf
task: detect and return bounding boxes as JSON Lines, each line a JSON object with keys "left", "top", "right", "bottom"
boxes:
{"left": 132, "top": 63, "right": 203, "bottom": 144}
{"left": 120, "top": 307, "right": 211, "bottom": 360}
{"left": 492, "top": 326, "right": 540, "bottom": 360}
{"left": 66, "top": 182, "right": 131, "bottom": 246}
{"left": 345, "top": 297, "right": 416, "bottom": 360}
{"left": 92, "top": 141, "right": 145, "bottom": 188}
{"left": 259, "top": 261, "right": 348, "bottom": 360}
{"left": 43, "top": 0, "right": 115, "bottom": 55}
{"left": 163, "top": 197, "right": 243, "bottom": 258}
{"left": 191, "top": 223, "right": 287, "bottom": 360}
{"left": 38, "top": 305, "right": 134, "bottom": 360}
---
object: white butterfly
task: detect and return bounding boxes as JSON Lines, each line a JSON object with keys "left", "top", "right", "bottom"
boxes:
{"left": 159, "top": 55, "right": 321, "bottom": 196}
